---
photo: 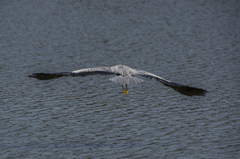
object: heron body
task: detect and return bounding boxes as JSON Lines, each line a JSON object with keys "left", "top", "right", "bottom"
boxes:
{"left": 29, "top": 64, "right": 207, "bottom": 96}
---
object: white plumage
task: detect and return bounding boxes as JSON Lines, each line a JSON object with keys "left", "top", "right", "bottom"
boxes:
{"left": 29, "top": 64, "right": 207, "bottom": 96}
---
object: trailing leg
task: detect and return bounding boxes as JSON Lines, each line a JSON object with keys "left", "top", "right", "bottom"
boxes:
{"left": 122, "top": 85, "right": 126, "bottom": 93}
{"left": 125, "top": 85, "right": 128, "bottom": 94}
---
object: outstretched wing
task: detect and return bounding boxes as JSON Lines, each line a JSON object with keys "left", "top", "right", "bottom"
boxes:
{"left": 29, "top": 67, "right": 117, "bottom": 80}
{"left": 134, "top": 70, "right": 207, "bottom": 96}
{"left": 70, "top": 67, "right": 117, "bottom": 76}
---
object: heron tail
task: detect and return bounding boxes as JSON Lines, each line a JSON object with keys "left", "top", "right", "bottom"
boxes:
{"left": 109, "top": 76, "right": 144, "bottom": 85}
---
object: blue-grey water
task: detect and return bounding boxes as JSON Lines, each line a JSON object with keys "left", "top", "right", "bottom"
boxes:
{"left": 1, "top": 0, "right": 239, "bottom": 158}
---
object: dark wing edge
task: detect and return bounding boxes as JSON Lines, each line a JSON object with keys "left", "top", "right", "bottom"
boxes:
{"left": 28, "top": 67, "right": 116, "bottom": 80}
{"left": 28, "top": 72, "right": 70, "bottom": 80}
{"left": 135, "top": 70, "right": 208, "bottom": 96}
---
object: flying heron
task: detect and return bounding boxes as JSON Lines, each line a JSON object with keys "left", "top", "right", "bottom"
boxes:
{"left": 28, "top": 64, "right": 207, "bottom": 96}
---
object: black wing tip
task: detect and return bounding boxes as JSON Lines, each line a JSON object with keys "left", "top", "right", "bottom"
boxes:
{"left": 28, "top": 73, "right": 43, "bottom": 78}
{"left": 28, "top": 72, "right": 68, "bottom": 80}
{"left": 28, "top": 73, "right": 50, "bottom": 80}
{"left": 28, "top": 74, "right": 34, "bottom": 77}
{"left": 201, "top": 89, "right": 208, "bottom": 96}
{"left": 177, "top": 87, "right": 208, "bottom": 96}
{"left": 162, "top": 82, "right": 208, "bottom": 97}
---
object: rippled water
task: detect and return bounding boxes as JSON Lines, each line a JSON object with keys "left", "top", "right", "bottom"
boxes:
{"left": 1, "top": 0, "right": 239, "bottom": 158}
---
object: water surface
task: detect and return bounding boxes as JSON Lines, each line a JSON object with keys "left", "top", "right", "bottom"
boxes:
{"left": 1, "top": 0, "right": 239, "bottom": 158}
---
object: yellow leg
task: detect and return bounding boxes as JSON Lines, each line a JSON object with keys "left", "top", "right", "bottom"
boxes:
{"left": 123, "top": 89, "right": 126, "bottom": 93}
{"left": 125, "top": 85, "right": 128, "bottom": 94}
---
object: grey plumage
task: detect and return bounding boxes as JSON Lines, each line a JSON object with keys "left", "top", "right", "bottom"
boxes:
{"left": 29, "top": 64, "right": 207, "bottom": 96}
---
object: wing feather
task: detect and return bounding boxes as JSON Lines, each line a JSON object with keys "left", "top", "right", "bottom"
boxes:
{"left": 29, "top": 67, "right": 116, "bottom": 80}
{"left": 135, "top": 70, "right": 207, "bottom": 96}
{"left": 70, "top": 67, "right": 116, "bottom": 76}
